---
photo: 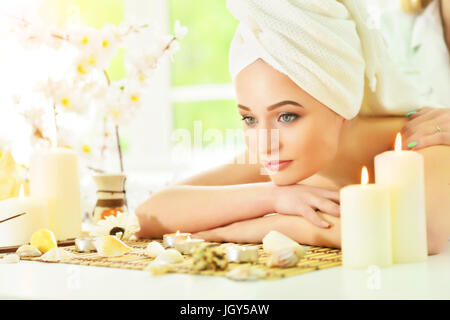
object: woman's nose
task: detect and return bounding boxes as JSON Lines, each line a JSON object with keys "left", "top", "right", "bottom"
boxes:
{"left": 256, "top": 127, "right": 281, "bottom": 159}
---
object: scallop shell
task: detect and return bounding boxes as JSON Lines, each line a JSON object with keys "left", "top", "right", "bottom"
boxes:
{"left": 153, "top": 249, "right": 184, "bottom": 264}
{"left": 145, "top": 241, "right": 165, "bottom": 258}
{"left": 1, "top": 254, "right": 20, "bottom": 264}
{"left": 266, "top": 247, "right": 302, "bottom": 268}
{"left": 40, "top": 248, "right": 76, "bottom": 262}
{"left": 226, "top": 266, "right": 266, "bottom": 281}
{"left": 93, "top": 235, "right": 133, "bottom": 257}
{"left": 16, "top": 245, "right": 42, "bottom": 258}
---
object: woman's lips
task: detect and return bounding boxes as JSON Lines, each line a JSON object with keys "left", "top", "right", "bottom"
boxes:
{"left": 263, "top": 160, "right": 293, "bottom": 172}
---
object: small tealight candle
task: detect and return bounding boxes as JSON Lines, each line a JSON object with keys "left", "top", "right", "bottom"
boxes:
{"left": 174, "top": 236, "right": 205, "bottom": 254}
{"left": 340, "top": 167, "right": 392, "bottom": 269}
{"left": 226, "top": 245, "right": 259, "bottom": 263}
{"left": 163, "top": 230, "right": 191, "bottom": 248}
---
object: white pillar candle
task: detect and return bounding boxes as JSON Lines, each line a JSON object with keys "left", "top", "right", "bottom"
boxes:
{"left": 375, "top": 133, "right": 427, "bottom": 264}
{"left": 0, "top": 187, "right": 48, "bottom": 247}
{"left": 29, "top": 148, "right": 81, "bottom": 241}
{"left": 340, "top": 167, "right": 392, "bottom": 268}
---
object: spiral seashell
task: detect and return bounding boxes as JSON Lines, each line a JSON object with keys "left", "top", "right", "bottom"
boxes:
{"left": 266, "top": 247, "right": 301, "bottom": 268}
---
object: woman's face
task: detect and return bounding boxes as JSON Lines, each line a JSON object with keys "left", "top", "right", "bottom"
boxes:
{"left": 235, "top": 59, "right": 346, "bottom": 186}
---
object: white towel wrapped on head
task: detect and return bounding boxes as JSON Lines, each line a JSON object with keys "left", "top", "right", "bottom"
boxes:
{"left": 227, "top": 0, "right": 365, "bottom": 120}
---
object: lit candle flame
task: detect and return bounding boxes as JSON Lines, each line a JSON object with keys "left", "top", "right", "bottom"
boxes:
{"left": 395, "top": 133, "right": 402, "bottom": 152}
{"left": 176, "top": 230, "right": 180, "bottom": 235}
{"left": 361, "top": 166, "right": 369, "bottom": 185}
{"left": 19, "top": 184, "right": 25, "bottom": 198}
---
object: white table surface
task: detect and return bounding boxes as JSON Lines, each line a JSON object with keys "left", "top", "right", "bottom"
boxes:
{"left": 1, "top": 240, "right": 449, "bottom": 300}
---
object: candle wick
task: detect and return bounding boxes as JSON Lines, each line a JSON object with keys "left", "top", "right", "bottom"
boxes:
{"left": 0, "top": 212, "right": 27, "bottom": 224}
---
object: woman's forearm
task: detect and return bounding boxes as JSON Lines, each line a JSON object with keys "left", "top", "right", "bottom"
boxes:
{"left": 192, "top": 212, "right": 341, "bottom": 248}
{"left": 442, "top": 0, "right": 450, "bottom": 50}
{"left": 135, "top": 182, "right": 276, "bottom": 238}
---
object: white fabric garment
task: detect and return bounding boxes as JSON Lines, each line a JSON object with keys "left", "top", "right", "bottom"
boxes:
{"left": 359, "top": 0, "right": 450, "bottom": 115}
{"left": 227, "top": 0, "right": 450, "bottom": 119}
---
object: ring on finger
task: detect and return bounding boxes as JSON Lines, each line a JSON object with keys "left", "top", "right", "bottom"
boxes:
{"left": 435, "top": 125, "right": 442, "bottom": 134}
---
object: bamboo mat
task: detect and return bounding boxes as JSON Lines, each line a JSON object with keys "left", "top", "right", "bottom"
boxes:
{"left": 1, "top": 239, "right": 342, "bottom": 280}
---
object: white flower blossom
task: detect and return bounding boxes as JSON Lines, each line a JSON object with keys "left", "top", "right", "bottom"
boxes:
{"left": 90, "top": 212, "right": 140, "bottom": 240}
{"left": 174, "top": 20, "right": 188, "bottom": 40}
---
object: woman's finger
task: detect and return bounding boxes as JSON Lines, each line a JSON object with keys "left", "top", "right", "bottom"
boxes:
{"left": 407, "top": 132, "right": 450, "bottom": 150}
{"left": 307, "top": 194, "right": 340, "bottom": 217}
{"left": 297, "top": 204, "right": 330, "bottom": 228}
{"left": 407, "top": 107, "right": 433, "bottom": 120}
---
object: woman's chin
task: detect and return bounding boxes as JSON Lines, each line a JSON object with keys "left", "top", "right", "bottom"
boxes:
{"left": 267, "top": 163, "right": 318, "bottom": 186}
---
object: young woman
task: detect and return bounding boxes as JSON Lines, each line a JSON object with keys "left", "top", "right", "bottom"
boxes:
{"left": 136, "top": 0, "right": 450, "bottom": 254}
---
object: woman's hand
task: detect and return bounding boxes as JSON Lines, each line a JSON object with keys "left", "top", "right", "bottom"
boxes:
{"left": 271, "top": 184, "right": 340, "bottom": 228}
{"left": 402, "top": 107, "right": 450, "bottom": 150}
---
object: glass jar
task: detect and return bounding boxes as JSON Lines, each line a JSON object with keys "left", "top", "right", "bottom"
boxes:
{"left": 92, "top": 174, "right": 127, "bottom": 223}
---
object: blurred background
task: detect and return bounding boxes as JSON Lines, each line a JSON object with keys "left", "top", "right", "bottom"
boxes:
{"left": 0, "top": 0, "right": 246, "bottom": 211}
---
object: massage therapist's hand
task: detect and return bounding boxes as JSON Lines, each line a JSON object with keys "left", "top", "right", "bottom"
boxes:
{"left": 402, "top": 107, "right": 450, "bottom": 150}
{"left": 272, "top": 184, "right": 340, "bottom": 228}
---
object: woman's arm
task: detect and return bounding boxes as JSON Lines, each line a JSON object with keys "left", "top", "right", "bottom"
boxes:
{"left": 441, "top": 0, "right": 450, "bottom": 51}
{"left": 135, "top": 182, "right": 276, "bottom": 238}
{"left": 192, "top": 212, "right": 341, "bottom": 249}
{"left": 418, "top": 145, "right": 450, "bottom": 254}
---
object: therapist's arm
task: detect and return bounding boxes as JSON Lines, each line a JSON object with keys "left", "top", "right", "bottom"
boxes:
{"left": 442, "top": 0, "right": 450, "bottom": 51}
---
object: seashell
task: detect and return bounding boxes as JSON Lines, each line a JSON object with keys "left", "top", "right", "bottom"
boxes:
{"left": 30, "top": 229, "right": 57, "bottom": 254}
{"left": 153, "top": 249, "right": 184, "bottom": 264}
{"left": 1, "top": 254, "right": 20, "bottom": 264}
{"left": 226, "top": 266, "right": 266, "bottom": 281}
{"left": 145, "top": 241, "right": 165, "bottom": 258}
{"left": 262, "top": 230, "right": 301, "bottom": 253}
{"left": 16, "top": 245, "right": 42, "bottom": 257}
{"left": 266, "top": 247, "right": 302, "bottom": 268}
{"left": 145, "top": 262, "right": 174, "bottom": 276}
{"left": 40, "top": 248, "right": 76, "bottom": 262}
{"left": 93, "top": 235, "right": 133, "bottom": 257}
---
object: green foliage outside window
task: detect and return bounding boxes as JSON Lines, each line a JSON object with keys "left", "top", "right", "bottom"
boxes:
{"left": 170, "top": 0, "right": 242, "bottom": 147}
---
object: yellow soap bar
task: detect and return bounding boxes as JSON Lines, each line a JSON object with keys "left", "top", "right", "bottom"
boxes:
{"left": 30, "top": 229, "right": 58, "bottom": 254}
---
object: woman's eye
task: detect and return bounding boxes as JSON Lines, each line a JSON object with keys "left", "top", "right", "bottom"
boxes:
{"left": 241, "top": 116, "right": 257, "bottom": 126}
{"left": 278, "top": 113, "right": 299, "bottom": 123}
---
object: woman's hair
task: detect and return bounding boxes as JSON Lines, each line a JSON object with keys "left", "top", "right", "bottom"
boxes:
{"left": 400, "top": 0, "right": 434, "bottom": 14}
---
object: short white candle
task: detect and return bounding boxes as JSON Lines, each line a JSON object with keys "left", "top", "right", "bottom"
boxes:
{"left": 163, "top": 231, "right": 191, "bottom": 248}
{"left": 174, "top": 237, "right": 205, "bottom": 254}
{"left": 29, "top": 147, "right": 81, "bottom": 241}
{"left": 375, "top": 133, "right": 427, "bottom": 264}
{"left": 0, "top": 186, "right": 48, "bottom": 247}
{"left": 340, "top": 167, "right": 392, "bottom": 268}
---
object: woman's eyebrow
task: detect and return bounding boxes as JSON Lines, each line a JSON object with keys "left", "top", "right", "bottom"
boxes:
{"left": 237, "top": 100, "right": 303, "bottom": 111}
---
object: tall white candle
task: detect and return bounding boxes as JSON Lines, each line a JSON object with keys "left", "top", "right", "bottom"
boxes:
{"left": 340, "top": 167, "right": 392, "bottom": 268}
{"left": 0, "top": 186, "right": 49, "bottom": 247}
{"left": 375, "top": 133, "right": 427, "bottom": 264}
{"left": 29, "top": 148, "right": 81, "bottom": 241}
